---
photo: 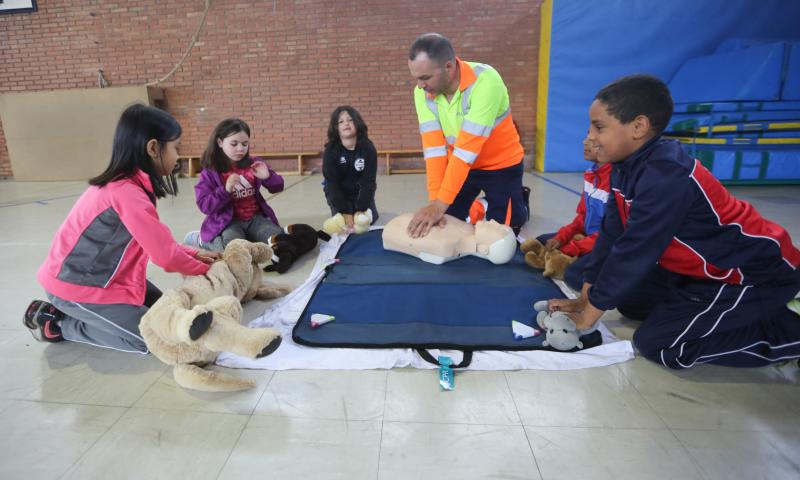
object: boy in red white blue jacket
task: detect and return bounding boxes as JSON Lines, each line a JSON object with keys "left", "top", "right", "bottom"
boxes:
{"left": 536, "top": 135, "right": 611, "bottom": 290}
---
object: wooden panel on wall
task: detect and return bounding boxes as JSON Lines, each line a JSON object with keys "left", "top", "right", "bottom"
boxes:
{"left": 0, "top": 86, "right": 163, "bottom": 181}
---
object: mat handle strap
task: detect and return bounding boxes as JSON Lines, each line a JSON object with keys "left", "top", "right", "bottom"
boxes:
{"left": 416, "top": 349, "right": 473, "bottom": 368}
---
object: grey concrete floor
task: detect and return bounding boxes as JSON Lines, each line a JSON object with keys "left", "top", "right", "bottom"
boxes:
{"left": 0, "top": 172, "right": 798, "bottom": 479}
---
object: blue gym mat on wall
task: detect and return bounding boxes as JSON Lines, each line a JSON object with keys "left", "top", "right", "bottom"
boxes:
{"left": 536, "top": 0, "right": 800, "bottom": 172}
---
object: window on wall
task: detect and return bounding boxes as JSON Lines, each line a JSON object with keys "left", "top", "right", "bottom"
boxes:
{"left": 0, "top": 0, "right": 38, "bottom": 15}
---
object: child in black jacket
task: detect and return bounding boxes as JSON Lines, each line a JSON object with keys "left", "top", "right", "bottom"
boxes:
{"left": 322, "top": 106, "right": 378, "bottom": 228}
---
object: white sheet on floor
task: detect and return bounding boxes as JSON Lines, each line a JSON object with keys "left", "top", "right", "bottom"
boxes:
{"left": 216, "top": 230, "right": 634, "bottom": 371}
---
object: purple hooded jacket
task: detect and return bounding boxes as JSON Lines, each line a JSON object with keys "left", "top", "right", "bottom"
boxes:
{"left": 194, "top": 158, "right": 284, "bottom": 242}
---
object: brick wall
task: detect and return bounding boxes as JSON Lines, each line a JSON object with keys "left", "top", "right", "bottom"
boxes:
{"left": 0, "top": 124, "right": 9, "bottom": 178}
{"left": 0, "top": 0, "right": 541, "bottom": 179}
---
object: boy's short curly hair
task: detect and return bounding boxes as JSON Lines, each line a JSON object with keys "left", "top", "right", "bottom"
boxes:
{"left": 595, "top": 74, "right": 673, "bottom": 135}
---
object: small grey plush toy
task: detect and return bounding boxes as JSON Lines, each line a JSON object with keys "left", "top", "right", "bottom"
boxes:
{"left": 533, "top": 300, "right": 598, "bottom": 351}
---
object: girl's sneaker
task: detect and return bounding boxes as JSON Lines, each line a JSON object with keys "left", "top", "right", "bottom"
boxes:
{"left": 183, "top": 230, "right": 202, "bottom": 248}
{"left": 23, "top": 300, "right": 64, "bottom": 343}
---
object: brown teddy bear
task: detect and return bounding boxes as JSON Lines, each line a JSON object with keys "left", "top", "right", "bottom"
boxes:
{"left": 140, "top": 239, "right": 293, "bottom": 392}
{"left": 519, "top": 235, "right": 585, "bottom": 280}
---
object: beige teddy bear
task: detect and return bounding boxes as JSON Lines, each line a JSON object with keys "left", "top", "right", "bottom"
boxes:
{"left": 140, "top": 239, "right": 293, "bottom": 392}
{"left": 322, "top": 209, "right": 373, "bottom": 236}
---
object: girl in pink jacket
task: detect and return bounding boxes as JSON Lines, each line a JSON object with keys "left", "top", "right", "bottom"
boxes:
{"left": 24, "top": 104, "right": 218, "bottom": 354}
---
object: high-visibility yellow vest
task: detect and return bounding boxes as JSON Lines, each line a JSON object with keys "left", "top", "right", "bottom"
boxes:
{"left": 414, "top": 58, "right": 524, "bottom": 204}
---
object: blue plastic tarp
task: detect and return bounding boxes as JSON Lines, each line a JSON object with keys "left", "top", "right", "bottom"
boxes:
{"left": 292, "top": 230, "right": 587, "bottom": 351}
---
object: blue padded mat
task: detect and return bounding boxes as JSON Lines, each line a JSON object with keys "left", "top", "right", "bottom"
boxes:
{"left": 782, "top": 42, "right": 800, "bottom": 100}
{"left": 668, "top": 119, "right": 800, "bottom": 135}
{"left": 292, "top": 230, "right": 595, "bottom": 351}
{"left": 687, "top": 146, "right": 800, "bottom": 183}
{"left": 669, "top": 42, "right": 785, "bottom": 103}
{"left": 673, "top": 101, "right": 800, "bottom": 114}
{"left": 669, "top": 111, "right": 800, "bottom": 131}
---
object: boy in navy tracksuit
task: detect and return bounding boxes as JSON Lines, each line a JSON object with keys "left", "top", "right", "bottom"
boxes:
{"left": 549, "top": 74, "right": 800, "bottom": 369}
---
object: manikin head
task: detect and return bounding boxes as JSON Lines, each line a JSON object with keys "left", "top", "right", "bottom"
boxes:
{"left": 473, "top": 220, "right": 516, "bottom": 264}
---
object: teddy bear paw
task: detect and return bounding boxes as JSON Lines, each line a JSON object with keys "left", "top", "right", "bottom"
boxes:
{"left": 189, "top": 311, "right": 213, "bottom": 341}
{"left": 256, "top": 336, "right": 282, "bottom": 358}
{"left": 524, "top": 251, "right": 545, "bottom": 269}
{"left": 520, "top": 238, "right": 544, "bottom": 255}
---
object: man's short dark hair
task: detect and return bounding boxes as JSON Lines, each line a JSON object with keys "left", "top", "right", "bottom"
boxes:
{"left": 595, "top": 74, "right": 674, "bottom": 135}
{"left": 409, "top": 33, "right": 455, "bottom": 65}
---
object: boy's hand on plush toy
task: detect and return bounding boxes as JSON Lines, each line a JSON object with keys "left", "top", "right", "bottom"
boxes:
{"left": 544, "top": 238, "right": 561, "bottom": 251}
{"left": 252, "top": 161, "right": 270, "bottom": 179}
{"left": 195, "top": 250, "right": 222, "bottom": 264}
{"left": 343, "top": 213, "right": 355, "bottom": 228}
{"left": 567, "top": 302, "right": 604, "bottom": 330}
{"left": 548, "top": 297, "right": 585, "bottom": 313}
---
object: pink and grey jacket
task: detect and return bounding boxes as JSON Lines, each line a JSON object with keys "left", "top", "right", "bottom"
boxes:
{"left": 37, "top": 170, "right": 210, "bottom": 306}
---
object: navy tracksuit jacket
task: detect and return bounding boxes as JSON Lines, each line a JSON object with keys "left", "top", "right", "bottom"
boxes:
{"left": 584, "top": 138, "right": 800, "bottom": 368}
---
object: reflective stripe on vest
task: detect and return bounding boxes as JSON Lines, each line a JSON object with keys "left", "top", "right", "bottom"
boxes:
{"left": 461, "top": 119, "right": 493, "bottom": 137}
{"left": 453, "top": 147, "right": 479, "bottom": 164}
{"left": 424, "top": 146, "right": 448, "bottom": 159}
{"left": 460, "top": 64, "right": 487, "bottom": 113}
{"left": 424, "top": 63, "right": 509, "bottom": 165}
{"left": 425, "top": 96, "right": 439, "bottom": 120}
{"left": 419, "top": 120, "right": 440, "bottom": 134}
{"left": 494, "top": 107, "right": 510, "bottom": 127}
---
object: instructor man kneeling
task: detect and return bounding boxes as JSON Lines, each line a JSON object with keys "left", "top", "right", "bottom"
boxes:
{"left": 407, "top": 33, "right": 527, "bottom": 238}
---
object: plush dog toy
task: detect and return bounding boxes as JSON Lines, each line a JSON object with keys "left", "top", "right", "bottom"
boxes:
{"left": 322, "top": 209, "right": 373, "bottom": 236}
{"left": 520, "top": 236, "right": 584, "bottom": 280}
{"left": 140, "top": 239, "right": 293, "bottom": 392}
{"left": 533, "top": 300, "right": 599, "bottom": 351}
{"left": 264, "top": 224, "right": 331, "bottom": 274}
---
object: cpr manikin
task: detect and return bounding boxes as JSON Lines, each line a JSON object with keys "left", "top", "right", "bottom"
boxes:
{"left": 382, "top": 213, "right": 517, "bottom": 265}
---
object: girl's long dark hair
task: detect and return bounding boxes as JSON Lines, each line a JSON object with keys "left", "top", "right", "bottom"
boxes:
{"left": 325, "top": 106, "right": 369, "bottom": 151}
{"left": 201, "top": 118, "right": 251, "bottom": 173}
{"left": 89, "top": 104, "right": 181, "bottom": 199}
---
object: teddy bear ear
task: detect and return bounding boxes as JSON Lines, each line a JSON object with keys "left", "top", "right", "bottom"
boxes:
{"left": 536, "top": 310, "right": 548, "bottom": 329}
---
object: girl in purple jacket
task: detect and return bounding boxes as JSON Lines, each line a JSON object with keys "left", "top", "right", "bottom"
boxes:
{"left": 191, "top": 118, "right": 284, "bottom": 251}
